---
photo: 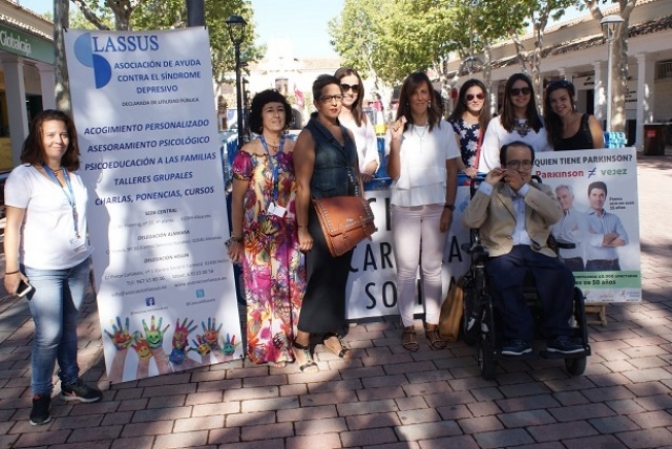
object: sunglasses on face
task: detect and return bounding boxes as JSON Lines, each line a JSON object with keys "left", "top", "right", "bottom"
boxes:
{"left": 510, "top": 87, "right": 531, "bottom": 97}
{"left": 341, "top": 83, "right": 360, "bottom": 93}
{"left": 465, "top": 93, "right": 485, "bottom": 101}
{"left": 319, "top": 95, "right": 343, "bottom": 104}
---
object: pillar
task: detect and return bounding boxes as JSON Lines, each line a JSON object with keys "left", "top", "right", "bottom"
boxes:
{"left": 2, "top": 55, "right": 29, "bottom": 167}
{"left": 635, "top": 53, "right": 655, "bottom": 150}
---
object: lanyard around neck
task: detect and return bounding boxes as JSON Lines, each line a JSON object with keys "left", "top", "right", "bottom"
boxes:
{"left": 42, "top": 163, "right": 80, "bottom": 238}
{"left": 259, "top": 135, "right": 285, "bottom": 202}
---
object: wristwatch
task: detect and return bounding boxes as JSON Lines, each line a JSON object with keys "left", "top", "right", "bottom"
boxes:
{"left": 444, "top": 204, "right": 455, "bottom": 211}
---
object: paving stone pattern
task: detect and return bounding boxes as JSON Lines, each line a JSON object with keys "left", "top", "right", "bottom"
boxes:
{"left": 0, "top": 154, "right": 670, "bottom": 448}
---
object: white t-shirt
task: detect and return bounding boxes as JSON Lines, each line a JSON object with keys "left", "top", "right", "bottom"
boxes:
{"left": 385, "top": 119, "right": 460, "bottom": 207}
{"left": 478, "top": 116, "right": 553, "bottom": 172}
{"left": 340, "top": 115, "right": 380, "bottom": 174}
{"left": 5, "top": 164, "right": 93, "bottom": 270}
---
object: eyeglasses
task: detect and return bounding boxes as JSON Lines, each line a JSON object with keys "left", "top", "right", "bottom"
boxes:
{"left": 319, "top": 95, "right": 343, "bottom": 103}
{"left": 505, "top": 160, "right": 533, "bottom": 170}
{"left": 465, "top": 93, "right": 485, "bottom": 102}
{"left": 510, "top": 87, "right": 531, "bottom": 97}
{"left": 341, "top": 83, "right": 360, "bottom": 93}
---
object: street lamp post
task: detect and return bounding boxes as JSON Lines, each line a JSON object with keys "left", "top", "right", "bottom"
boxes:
{"left": 226, "top": 15, "right": 247, "bottom": 149}
{"left": 600, "top": 14, "right": 624, "bottom": 132}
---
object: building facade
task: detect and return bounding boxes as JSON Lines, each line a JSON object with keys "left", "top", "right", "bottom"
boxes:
{"left": 0, "top": 0, "right": 55, "bottom": 170}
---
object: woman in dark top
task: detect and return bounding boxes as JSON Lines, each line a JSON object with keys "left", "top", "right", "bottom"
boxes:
{"left": 293, "top": 74, "right": 362, "bottom": 372}
{"left": 544, "top": 79, "right": 604, "bottom": 151}
{"left": 448, "top": 79, "right": 491, "bottom": 177}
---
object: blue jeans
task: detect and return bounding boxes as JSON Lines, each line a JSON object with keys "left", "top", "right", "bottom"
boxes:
{"left": 23, "top": 258, "right": 91, "bottom": 396}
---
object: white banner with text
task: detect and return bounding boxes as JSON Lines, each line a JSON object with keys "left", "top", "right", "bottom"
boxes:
{"left": 65, "top": 28, "right": 243, "bottom": 383}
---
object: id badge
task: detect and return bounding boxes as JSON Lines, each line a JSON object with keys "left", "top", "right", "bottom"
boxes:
{"left": 70, "top": 237, "right": 88, "bottom": 255}
{"left": 270, "top": 203, "right": 287, "bottom": 218}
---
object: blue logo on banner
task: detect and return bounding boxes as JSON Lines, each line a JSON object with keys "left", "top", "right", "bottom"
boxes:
{"left": 73, "top": 33, "right": 112, "bottom": 89}
{"left": 196, "top": 289, "right": 205, "bottom": 298}
{"left": 145, "top": 297, "right": 155, "bottom": 306}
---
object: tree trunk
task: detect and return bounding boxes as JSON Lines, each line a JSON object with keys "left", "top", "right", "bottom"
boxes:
{"left": 482, "top": 44, "right": 494, "bottom": 115}
{"left": 610, "top": 21, "right": 629, "bottom": 132}
{"left": 54, "top": 0, "right": 71, "bottom": 114}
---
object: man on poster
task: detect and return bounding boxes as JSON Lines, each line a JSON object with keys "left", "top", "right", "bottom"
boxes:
{"left": 586, "top": 181, "right": 628, "bottom": 271}
{"left": 551, "top": 185, "right": 590, "bottom": 271}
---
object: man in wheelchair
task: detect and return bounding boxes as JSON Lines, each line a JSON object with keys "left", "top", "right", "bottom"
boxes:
{"left": 462, "top": 141, "right": 583, "bottom": 356}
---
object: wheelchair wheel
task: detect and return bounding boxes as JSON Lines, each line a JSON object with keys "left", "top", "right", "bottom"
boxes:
{"left": 462, "top": 279, "right": 481, "bottom": 346}
{"left": 479, "top": 339, "right": 497, "bottom": 380}
{"left": 478, "top": 298, "right": 497, "bottom": 380}
{"left": 565, "top": 356, "right": 587, "bottom": 376}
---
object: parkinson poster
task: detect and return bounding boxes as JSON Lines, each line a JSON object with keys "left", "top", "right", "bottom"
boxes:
{"left": 535, "top": 147, "right": 641, "bottom": 303}
{"left": 65, "top": 28, "right": 243, "bottom": 382}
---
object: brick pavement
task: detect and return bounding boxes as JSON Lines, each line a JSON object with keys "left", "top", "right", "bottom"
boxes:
{"left": 0, "top": 153, "right": 670, "bottom": 449}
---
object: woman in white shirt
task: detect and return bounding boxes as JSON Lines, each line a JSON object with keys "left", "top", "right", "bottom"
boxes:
{"left": 335, "top": 67, "right": 379, "bottom": 182}
{"left": 386, "top": 72, "right": 459, "bottom": 351}
{"left": 3, "top": 110, "right": 101, "bottom": 426}
{"left": 479, "top": 73, "right": 552, "bottom": 171}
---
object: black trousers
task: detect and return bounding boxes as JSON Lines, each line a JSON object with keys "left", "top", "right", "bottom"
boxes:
{"left": 297, "top": 205, "right": 354, "bottom": 335}
{"left": 486, "top": 245, "right": 575, "bottom": 342}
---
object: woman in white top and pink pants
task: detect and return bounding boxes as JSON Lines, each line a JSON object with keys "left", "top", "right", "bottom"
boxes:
{"left": 386, "top": 72, "right": 460, "bottom": 351}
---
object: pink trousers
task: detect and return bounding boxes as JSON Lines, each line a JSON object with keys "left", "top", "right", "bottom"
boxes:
{"left": 391, "top": 204, "right": 447, "bottom": 327}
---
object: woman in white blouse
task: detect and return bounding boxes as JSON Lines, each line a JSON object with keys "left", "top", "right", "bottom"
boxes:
{"left": 335, "top": 67, "right": 379, "bottom": 182}
{"left": 479, "top": 73, "right": 552, "bottom": 171}
{"left": 386, "top": 72, "right": 459, "bottom": 352}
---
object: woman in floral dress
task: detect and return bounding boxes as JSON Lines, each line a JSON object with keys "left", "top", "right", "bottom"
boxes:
{"left": 229, "top": 90, "right": 305, "bottom": 367}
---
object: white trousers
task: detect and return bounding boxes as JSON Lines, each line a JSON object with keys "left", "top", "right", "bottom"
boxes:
{"left": 391, "top": 204, "right": 447, "bottom": 327}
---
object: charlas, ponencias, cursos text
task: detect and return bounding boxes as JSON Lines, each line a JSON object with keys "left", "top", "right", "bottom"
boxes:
{"left": 94, "top": 185, "right": 216, "bottom": 206}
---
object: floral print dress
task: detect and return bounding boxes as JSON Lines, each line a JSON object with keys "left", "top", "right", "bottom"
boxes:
{"left": 449, "top": 118, "right": 481, "bottom": 169}
{"left": 231, "top": 145, "right": 306, "bottom": 365}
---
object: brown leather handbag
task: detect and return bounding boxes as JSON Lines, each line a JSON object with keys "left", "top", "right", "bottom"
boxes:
{"left": 312, "top": 196, "right": 377, "bottom": 257}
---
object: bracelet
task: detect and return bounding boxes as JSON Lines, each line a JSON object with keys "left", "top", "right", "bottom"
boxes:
{"left": 5, "top": 270, "right": 19, "bottom": 275}
{"left": 229, "top": 235, "right": 243, "bottom": 243}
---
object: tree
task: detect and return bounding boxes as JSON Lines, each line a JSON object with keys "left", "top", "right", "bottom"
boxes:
{"left": 54, "top": 0, "right": 70, "bottom": 113}
{"left": 581, "top": 0, "right": 637, "bottom": 132}
{"left": 482, "top": 0, "right": 576, "bottom": 111}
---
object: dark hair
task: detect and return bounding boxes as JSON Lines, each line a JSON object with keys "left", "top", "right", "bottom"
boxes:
{"left": 334, "top": 67, "right": 366, "bottom": 127}
{"left": 396, "top": 72, "right": 442, "bottom": 132}
{"left": 543, "top": 79, "right": 576, "bottom": 148}
{"left": 499, "top": 140, "right": 535, "bottom": 167}
{"left": 312, "top": 74, "right": 341, "bottom": 103}
{"left": 501, "top": 73, "right": 542, "bottom": 134}
{"left": 21, "top": 109, "right": 80, "bottom": 171}
{"left": 448, "top": 78, "right": 491, "bottom": 132}
{"left": 249, "top": 89, "right": 292, "bottom": 134}
{"left": 588, "top": 181, "right": 607, "bottom": 196}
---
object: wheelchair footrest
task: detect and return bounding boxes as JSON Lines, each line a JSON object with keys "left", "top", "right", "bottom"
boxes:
{"left": 539, "top": 347, "right": 591, "bottom": 359}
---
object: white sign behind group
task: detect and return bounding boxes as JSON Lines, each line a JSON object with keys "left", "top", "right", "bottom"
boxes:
{"left": 65, "top": 28, "right": 243, "bottom": 382}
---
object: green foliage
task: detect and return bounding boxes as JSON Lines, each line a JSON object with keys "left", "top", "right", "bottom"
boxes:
{"left": 69, "top": 0, "right": 263, "bottom": 78}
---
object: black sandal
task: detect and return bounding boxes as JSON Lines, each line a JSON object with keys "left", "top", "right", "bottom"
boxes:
{"left": 292, "top": 341, "right": 318, "bottom": 373}
{"left": 425, "top": 325, "right": 447, "bottom": 350}
{"left": 323, "top": 334, "right": 351, "bottom": 360}
{"left": 402, "top": 326, "right": 419, "bottom": 352}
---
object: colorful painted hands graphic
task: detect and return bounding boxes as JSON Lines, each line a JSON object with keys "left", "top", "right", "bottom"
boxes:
{"left": 131, "top": 332, "right": 152, "bottom": 360}
{"left": 142, "top": 315, "right": 170, "bottom": 349}
{"left": 104, "top": 316, "right": 133, "bottom": 350}
{"left": 172, "top": 317, "right": 197, "bottom": 350}
{"left": 201, "top": 317, "right": 223, "bottom": 349}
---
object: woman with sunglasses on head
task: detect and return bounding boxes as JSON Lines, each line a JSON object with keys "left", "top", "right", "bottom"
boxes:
{"left": 544, "top": 79, "right": 604, "bottom": 151}
{"left": 479, "top": 73, "right": 552, "bottom": 172}
{"left": 448, "top": 79, "right": 491, "bottom": 178}
{"left": 228, "top": 89, "right": 305, "bottom": 368}
{"left": 292, "top": 75, "right": 363, "bottom": 372}
{"left": 335, "top": 67, "right": 379, "bottom": 182}
{"left": 386, "top": 72, "right": 460, "bottom": 351}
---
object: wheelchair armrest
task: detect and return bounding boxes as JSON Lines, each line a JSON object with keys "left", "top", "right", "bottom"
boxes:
{"left": 461, "top": 242, "right": 489, "bottom": 256}
{"left": 552, "top": 237, "right": 576, "bottom": 250}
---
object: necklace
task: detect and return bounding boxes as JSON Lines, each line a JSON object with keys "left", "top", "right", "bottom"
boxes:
{"left": 513, "top": 120, "right": 531, "bottom": 137}
{"left": 413, "top": 124, "right": 428, "bottom": 142}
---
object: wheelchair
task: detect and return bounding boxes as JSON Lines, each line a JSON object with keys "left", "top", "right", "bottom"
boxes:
{"left": 460, "top": 177, "right": 591, "bottom": 380}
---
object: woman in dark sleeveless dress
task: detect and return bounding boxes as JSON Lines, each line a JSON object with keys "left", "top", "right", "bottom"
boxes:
{"left": 544, "top": 80, "right": 604, "bottom": 151}
{"left": 292, "top": 75, "right": 362, "bottom": 372}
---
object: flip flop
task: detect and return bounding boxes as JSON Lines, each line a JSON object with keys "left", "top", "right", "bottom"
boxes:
{"left": 402, "top": 326, "right": 419, "bottom": 352}
{"left": 292, "top": 341, "right": 318, "bottom": 373}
